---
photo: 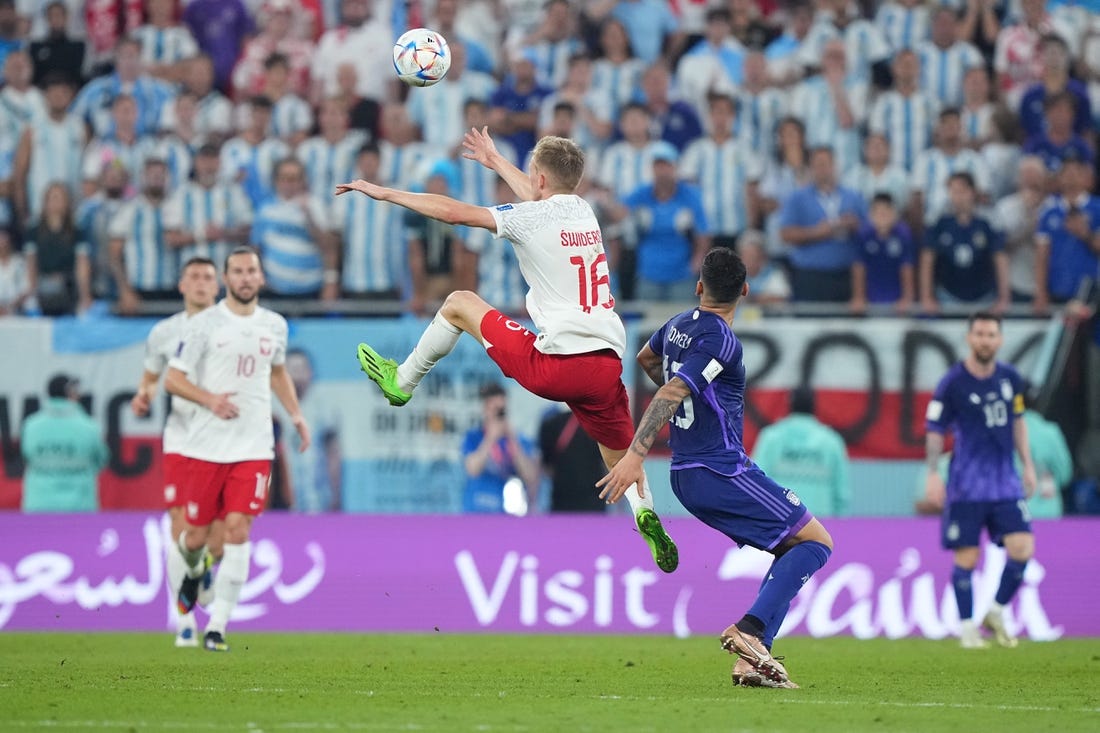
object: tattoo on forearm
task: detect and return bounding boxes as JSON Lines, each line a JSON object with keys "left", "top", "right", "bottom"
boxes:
{"left": 629, "top": 398, "right": 680, "bottom": 458}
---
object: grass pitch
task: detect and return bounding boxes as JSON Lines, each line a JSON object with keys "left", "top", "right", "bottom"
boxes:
{"left": 0, "top": 634, "right": 1097, "bottom": 732}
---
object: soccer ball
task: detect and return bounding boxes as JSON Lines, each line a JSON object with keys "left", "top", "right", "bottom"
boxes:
{"left": 392, "top": 28, "right": 451, "bottom": 87}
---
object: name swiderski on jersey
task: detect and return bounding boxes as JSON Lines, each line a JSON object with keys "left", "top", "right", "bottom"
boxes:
{"left": 559, "top": 229, "right": 603, "bottom": 247}
{"left": 667, "top": 325, "right": 693, "bottom": 349}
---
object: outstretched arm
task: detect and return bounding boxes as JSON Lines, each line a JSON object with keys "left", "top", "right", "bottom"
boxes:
{"left": 462, "top": 126, "right": 534, "bottom": 202}
{"left": 271, "top": 364, "right": 311, "bottom": 453}
{"left": 335, "top": 179, "right": 498, "bottom": 231}
{"left": 596, "top": 377, "right": 691, "bottom": 503}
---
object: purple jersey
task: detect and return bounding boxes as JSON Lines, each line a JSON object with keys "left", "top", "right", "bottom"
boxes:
{"left": 925, "top": 361, "right": 1026, "bottom": 503}
{"left": 648, "top": 309, "right": 750, "bottom": 475}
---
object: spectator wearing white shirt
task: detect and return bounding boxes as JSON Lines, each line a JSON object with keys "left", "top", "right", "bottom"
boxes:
{"left": 407, "top": 41, "right": 497, "bottom": 153}
{"left": 735, "top": 51, "right": 787, "bottom": 162}
{"left": 0, "top": 227, "right": 31, "bottom": 314}
{"left": 0, "top": 50, "right": 46, "bottom": 145}
{"left": 875, "top": 0, "right": 930, "bottom": 52}
{"left": 798, "top": 0, "right": 891, "bottom": 86}
{"left": 910, "top": 107, "right": 992, "bottom": 228}
{"left": 843, "top": 132, "right": 912, "bottom": 211}
{"left": 764, "top": 0, "right": 814, "bottom": 86}
{"left": 590, "top": 18, "right": 646, "bottom": 123}
{"left": 869, "top": 49, "right": 938, "bottom": 171}
{"left": 536, "top": 54, "right": 612, "bottom": 151}
{"left": 296, "top": 97, "right": 367, "bottom": 201}
{"left": 676, "top": 7, "right": 744, "bottom": 116}
{"left": 312, "top": 0, "right": 394, "bottom": 104}
{"left": 790, "top": 39, "right": 868, "bottom": 174}
{"left": 13, "top": 72, "right": 85, "bottom": 226}
{"left": 960, "top": 66, "right": 996, "bottom": 147}
{"left": 992, "top": 155, "right": 1046, "bottom": 302}
{"left": 679, "top": 92, "right": 763, "bottom": 249}
{"left": 918, "top": 6, "right": 985, "bottom": 108}
{"left": 133, "top": 0, "right": 199, "bottom": 84}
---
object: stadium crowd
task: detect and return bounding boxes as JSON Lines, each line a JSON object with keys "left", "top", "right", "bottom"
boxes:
{"left": 0, "top": 0, "right": 1097, "bottom": 317}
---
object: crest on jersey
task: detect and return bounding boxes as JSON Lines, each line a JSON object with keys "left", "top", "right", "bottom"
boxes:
{"left": 969, "top": 393, "right": 981, "bottom": 405}
{"left": 1000, "top": 379, "right": 1013, "bottom": 401}
{"left": 259, "top": 337, "right": 272, "bottom": 355}
{"left": 784, "top": 489, "right": 801, "bottom": 507}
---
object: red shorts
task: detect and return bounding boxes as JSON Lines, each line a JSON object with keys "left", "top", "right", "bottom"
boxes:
{"left": 480, "top": 310, "right": 634, "bottom": 450}
{"left": 163, "top": 453, "right": 188, "bottom": 509}
{"left": 180, "top": 457, "right": 272, "bottom": 526}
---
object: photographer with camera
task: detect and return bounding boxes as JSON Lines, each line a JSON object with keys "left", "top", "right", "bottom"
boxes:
{"left": 461, "top": 382, "right": 540, "bottom": 514}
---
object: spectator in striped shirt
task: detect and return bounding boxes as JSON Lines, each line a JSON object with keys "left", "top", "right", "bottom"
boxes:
{"left": 875, "top": 0, "right": 930, "bottom": 52}
{"left": 790, "top": 39, "right": 868, "bottom": 174}
{"left": 13, "top": 72, "right": 85, "bottom": 226}
{"left": 81, "top": 94, "right": 156, "bottom": 199}
{"left": 220, "top": 95, "right": 290, "bottom": 207}
{"left": 637, "top": 63, "right": 703, "bottom": 153}
{"left": 910, "top": 108, "right": 992, "bottom": 229}
{"left": 133, "top": 0, "right": 199, "bottom": 84}
{"left": 843, "top": 132, "right": 911, "bottom": 212}
{"left": 259, "top": 53, "right": 313, "bottom": 147}
{"left": 734, "top": 51, "right": 787, "bottom": 161}
{"left": 764, "top": 0, "right": 814, "bottom": 86}
{"left": 161, "top": 54, "right": 233, "bottom": 146}
{"left": 519, "top": 0, "right": 584, "bottom": 89}
{"left": 250, "top": 157, "right": 335, "bottom": 299}
{"left": 108, "top": 158, "right": 174, "bottom": 314}
{"left": 405, "top": 159, "right": 474, "bottom": 316}
{"left": 536, "top": 54, "right": 612, "bottom": 151}
{"left": 589, "top": 18, "right": 646, "bottom": 124}
{"left": 679, "top": 92, "right": 763, "bottom": 250}
{"left": 918, "top": 6, "right": 985, "bottom": 108}
{"left": 596, "top": 102, "right": 658, "bottom": 201}
{"left": 296, "top": 97, "right": 367, "bottom": 201}
{"left": 798, "top": 0, "right": 891, "bottom": 86}
{"left": 330, "top": 142, "right": 402, "bottom": 299}
{"left": 70, "top": 36, "right": 175, "bottom": 138}
{"left": 869, "top": 49, "right": 938, "bottom": 171}
{"left": 407, "top": 41, "right": 497, "bottom": 153}
{"left": 961, "top": 66, "right": 996, "bottom": 147}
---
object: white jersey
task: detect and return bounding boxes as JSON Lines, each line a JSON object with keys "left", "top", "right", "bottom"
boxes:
{"left": 487, "top": 195, "right": 626, "bottom": 357}
{"left": 144, "top": 310, "right": 200, "bottom": 455}
{"left": 169, "top": 301, "right": 288, "bottom": 463}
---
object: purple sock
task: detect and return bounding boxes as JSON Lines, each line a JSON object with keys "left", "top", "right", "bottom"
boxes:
{"left": 994, "top": 559, "right": 1028, "bottom": 605}
{"left": 755, "top": 559, "right": 789, "bottom": 650}
{"left": 952, "top": 565, "right": 974, "bottom": 620}
{"left": 745, "top": 541, "right": 831, "bottom": 634}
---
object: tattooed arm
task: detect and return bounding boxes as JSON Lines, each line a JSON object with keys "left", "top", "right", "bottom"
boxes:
{"left": 637, "top": 343, "right": 665, "bottom": 388}
{"left": 596, "top": 377, "right": 691, "bottom": 504}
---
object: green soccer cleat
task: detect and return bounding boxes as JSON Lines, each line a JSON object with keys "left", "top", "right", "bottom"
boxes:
{"left": 357, "top": 343, "right": 412, "bottom": 406}
{"left": 635, "top": 508, "right": 679, "bottom": 573}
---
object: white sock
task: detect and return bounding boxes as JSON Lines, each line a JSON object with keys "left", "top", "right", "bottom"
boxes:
{"left": 960, "top": 618, "right": 978, "bottom": 632}
{"left": 395, "top": 314, "right": 462, "bottom": 393}
{"left": 988, "top": 601, "right": 1004, "bottom": 615}
{"left": 166, "top": 540, "right": 194, "bottom": 627}
{"left": 624, "top": 473, "right": 656, "bottom": 515}
{"left": 177, "top": 531, "right": 205, "bottom": 578}
{"left": 206, "top": 541, "right": 251, "bottom": 636}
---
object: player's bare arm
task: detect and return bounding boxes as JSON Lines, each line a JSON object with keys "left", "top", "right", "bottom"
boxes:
{"left": 462, "top": 126, "right": 535, "bottom": 202}
{"left": 335, "top": 180, "right": 498, "bottom": 231}
{"left": 597, "top": 377, "right": 692, "bottom": 503}
{"left": 130, "top": 369, "right": 160, "bottom": 416}
{"left": 271, "top": 364, "right": 311, "bottom": 453}
{"left": 164, "top": 366, "right": 239, "bottom": 419}
{"left": 1013, "top": 416, "right": 1037, "bottom": 497}
{"left": 637, "top": 344, "right": 666, "bottom": 388}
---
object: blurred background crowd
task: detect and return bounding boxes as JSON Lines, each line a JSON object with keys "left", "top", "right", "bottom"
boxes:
{"left": 0, "top": 0, "right": 1097, "bottom": 318}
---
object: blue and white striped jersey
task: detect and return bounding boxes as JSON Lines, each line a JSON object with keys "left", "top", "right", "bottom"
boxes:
{"left": 406, "top": 71, "right": 496, "bottom": 151}
{"left": 0, "top": 86, "right": 46, "bottom": 145}
{"left": 132, "top": 24, "right": 199, "bottom": 67}
{"left": 150, "top": 135, "right": 195, "bottom": 190}
{"left": 464, "top": 225, "right": 526, "bottom": 314}
{"left": 458, "top": 142, "right": 518, "bottom": 206}
{"left": 789, "top": 76, "right": 869, "bottom": 174}
{"left": 379, "top": 141, "right": 442, "bottom": 188}
{"left": 108, "top": 195, "right": 175, "bottom": 291}
{"left": 268, "top": 94, "right": 313, "bottom": 141}
{"left": 250, "top": 197, "right": 328, "bottom": 295}
{"left": 70, "top": 74, "right": 176, "bottom": 137}
{"left": 219, "top": 135, "right": 291, "bottom": 207}
{"left": 537, "top": 90, "right": 613, "bottom": 151}
{"left": 25, "top": 114, "right": 86, "bottom": 223}
{"left": 679, "top": 137, "right": 764, "bottom": 236}
{"left": 527, "top": 37, "right": 585, "bottom": 89}
{"left": 590, "top": 59, "right": 646, "bottom": 122}
{"left": 868, "top": 90, "right": 939, "bottom": 171}
{"left": 961, "top": 103, "right": 994, "bottom": 143}
{"left": 918, "top": 41, "right": 984, "bottom": 107}
{"left": 330, "top": 189, "right": 402, "bottom": 293}
{"left": 81, "top": 135, "right": 160, "bottom": 187}
{"left": 912, "top": 147, "right": 992, "bottom": 223}
{"left": 842, "top": 164, "right": 913, "bottom": 209}
{"left": 875, "top": 2, "right": 930, "bottom": 50}
{"left": 734, "top": 87, "right": 787, "bottom": 161}
{"left": 595, "top": 141, "right": 660, "bottom": 200}
{"left": 798, "top": 19, "right": 891, "bottom": 84}
{"left": 163, "top": 181, "right": 253, "bottom": 267}
{"left": 159, "top": 92, "right": 233, "bottom": 141}
{"left": 296, "top": 131, "right": 368, "bottom": 201}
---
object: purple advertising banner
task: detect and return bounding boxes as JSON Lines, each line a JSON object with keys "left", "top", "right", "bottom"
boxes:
{"left": 0, "top": 514, "right": 1096, "bottom": 638}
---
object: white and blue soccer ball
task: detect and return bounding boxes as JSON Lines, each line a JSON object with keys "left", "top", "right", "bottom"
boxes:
{"left": 393, "top": 28, "right": 451, "bottom": 87}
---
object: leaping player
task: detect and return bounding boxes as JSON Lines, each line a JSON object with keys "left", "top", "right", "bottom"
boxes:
{"left": 336, "top": 129, "right": 678, "bottom": 573}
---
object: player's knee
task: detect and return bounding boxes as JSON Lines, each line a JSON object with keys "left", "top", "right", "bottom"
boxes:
{"left": 222, "top": 514, "right": 252, "bottom": 544}
{"left": 183, "top": 524, "right": 209, "bottom": 551}
{"left": 1006, "top": 536, "right": 1034, "bottom": 562}
{"left": 439, "top": 290, "right": 477, "bottom": 320}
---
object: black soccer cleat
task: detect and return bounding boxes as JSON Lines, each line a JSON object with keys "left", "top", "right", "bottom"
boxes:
{"left": 203, "top": 631, "right": 230, "bottom": 652}
{"left": 177, "top": 575, "right": 201, "bottom": 615}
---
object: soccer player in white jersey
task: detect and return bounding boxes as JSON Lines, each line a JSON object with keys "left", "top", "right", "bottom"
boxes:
{"left": 165, "top": 247, "right": 311, "bottom": 652}
{"left": 338, "top": 130, "right": 679, "bottom": 573}
{"left": 129, "top": 256, "right": 222, "bottom": 648}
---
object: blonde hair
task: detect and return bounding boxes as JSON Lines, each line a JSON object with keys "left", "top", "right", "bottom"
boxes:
{"left": 531, "top": 136, "right": 585, "bottom": 192}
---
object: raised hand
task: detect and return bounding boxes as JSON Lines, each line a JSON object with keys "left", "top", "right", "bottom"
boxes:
{"left": 462, "top": 126, "right": 498, "bottom": 168}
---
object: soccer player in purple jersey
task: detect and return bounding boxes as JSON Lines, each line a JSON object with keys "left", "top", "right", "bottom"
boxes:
{"left": 924, "top": 312, "right": 1038, "bottom": 649}
{"left": 598, "top": 247, "right": 834, "bottom": 689}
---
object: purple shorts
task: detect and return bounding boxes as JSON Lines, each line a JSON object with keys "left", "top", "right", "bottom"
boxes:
{"left": 670, "top": 465, "right": 813, "bottom": 552}
{"left": 942, "top": 499, "right": 1032, "bottom": 549}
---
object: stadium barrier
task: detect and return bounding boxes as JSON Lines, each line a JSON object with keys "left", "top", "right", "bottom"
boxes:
{"left": 1, "top": 514, "right": 1095, "bottom": 639}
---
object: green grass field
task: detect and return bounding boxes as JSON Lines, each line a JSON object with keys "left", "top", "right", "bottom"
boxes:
{"left": 0, "top": 634, "right": 1097, "bottom": 732}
